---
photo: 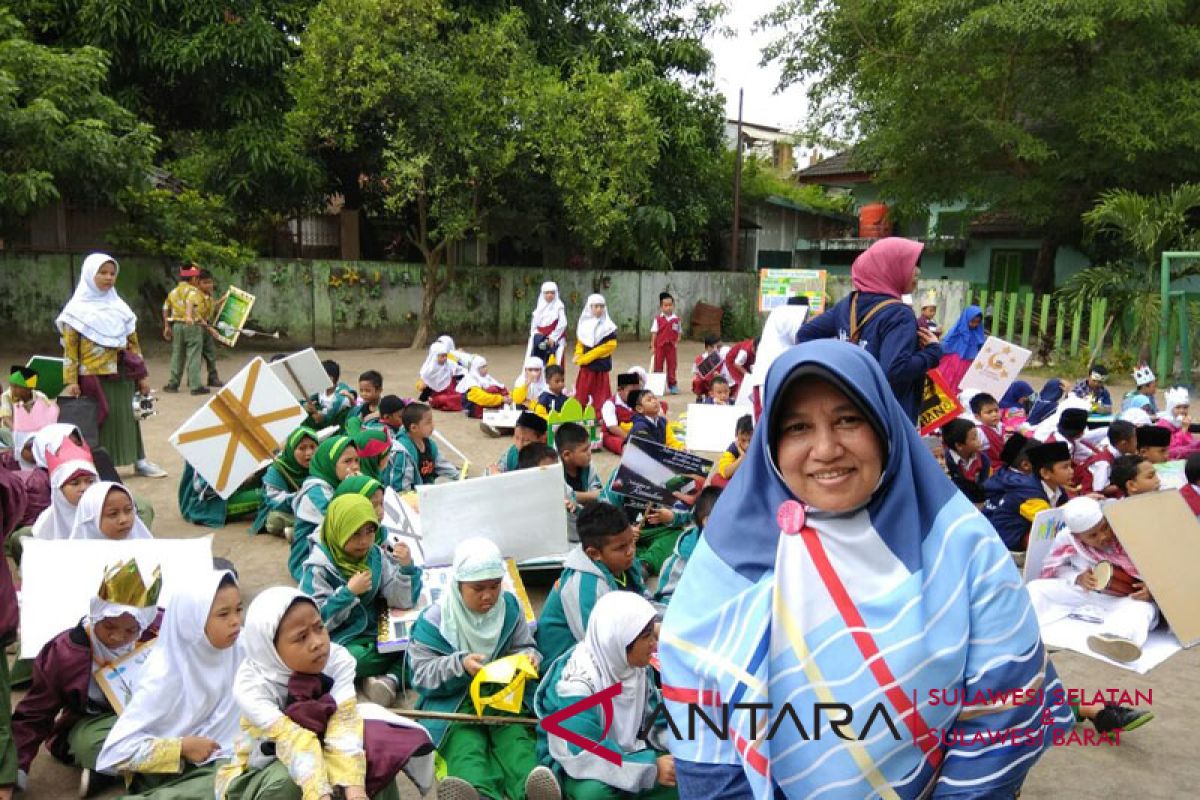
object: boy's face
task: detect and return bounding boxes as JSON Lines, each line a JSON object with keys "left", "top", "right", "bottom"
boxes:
{"left": 275, "top": 601, "right": 331, "bottom": 675}
{"left": 1114, "top": 437, "right": 1137, "bottom": 456}
{"left": 99, "top": 488, "right": 136, "bottom": 539}
{"left": 460, "top": 578, "right": 502, "bottom": 615}
{"left": 381, "top": 411, "right": 404, "bottom": 429}
{"left": 93, "top": 613, "right": 141, "bottom": 652}
{"left": 411, "top": 411, "right": 435, "bottom": 440}
{"left": 1142, "top": 381, "right": 1157, "bottom": 396}
{"left": 1127, "top": 460, "right": 1162, "bottom": 494}
{"left": 977, "top": 403, "right": 1001, "bottom": 427}
{"left": 736, "top": 431, "right": 752, "bottom": 452}
{"left": 1039, "top": 460, "right": 1074, "bottom": 489}
{"left": 513, "top": 425, "right": 545, "bottom": 450}
{"left": 1014, "top": 456, "right": 1032, "bottom": 474}
{"left": 1077, "top": 519, "right": 1116, "bottom": 551}
{"left": 711, "top": 383, "right": 731, "bottom": 404}
{"left": 636, "top": 392, "right": 661, "bottom": 417}
{"left": 921, "top": 306, "right": 937, "bottom": 320}
{"left": 660, "top": 298, "right": 674, "bottom": 315}
{"left": 618, "top": 385, "right": 637, "bottom": 404}
{"left": 707, "top": 340, "right": 722, "bottom": 353}
{"left": 955, "top": 428, "right": 981, "bottom": 458}
{"left": 561, "top": 442, "right": 592, "bottom": 470}
{"left": 586, "top": 526, "right": 637, "bottom": 576}
{"left": 1139, "top": 445, "right": 1169, "bottom": 465}
{"left": 358, "top": 380, "right": 381, "bottom": 406}
{"left": 198, "top": 278, "right": 215, "bottom": 296}
{"left": 548, "top": 373, "right": 565, "bottom": 394}
{"left": 1087, "top": 377, "right": 1104, "bottom": 391}
{"left": 9, "top": 385, "right": 31, "bottom": 402}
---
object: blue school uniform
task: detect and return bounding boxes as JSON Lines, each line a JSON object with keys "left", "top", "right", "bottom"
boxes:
{"left": 982, "top": 472, "right": 1066, "bottom": 551}
{"left": 538, "top": 390, "right": 568, "bottom": 414}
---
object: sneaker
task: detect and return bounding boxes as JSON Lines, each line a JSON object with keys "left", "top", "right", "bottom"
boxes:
{"left": 1091, "top": 704, "right": 1154, "bottom": 736}
{"left": 190, "top": 386, "right": 210, "bottom": 395}
{"left": 134, "top": 460, "right": 168, "bottom": 479}
{"left": 668, "top": 386, "right": 680, "bottom": 395}
{"left": 364, "top": 674, "right": 399, "bottom": 707}
{"left": 524, "top": 765, "right": 562, "bottom": 800}
{"left": 1087, "top": 634, "right": 1142, "bottom": 663}
{"left": 207, "top": 378, "right": 224, "bottom": 388}
{"left": 162, "top": 383, "right": 179, "bottom": 393}
{"left": 480, "top": 422, "right": 502, "bottom": 438}
{"left": 79, "top": 768, "right": 92, "bottom": 798}
{"left": 283, "top": 526, "right": 294, "bottom": 543}
{"left": 437, "top": 777, "right": 480, "bottom": 800}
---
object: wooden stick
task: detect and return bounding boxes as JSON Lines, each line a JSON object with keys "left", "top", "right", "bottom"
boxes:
{"left": 387, "top": 708, "right": 538, "bottom": 726}
{"left": 433, "top": 430, "right": 469, "bottom": 465}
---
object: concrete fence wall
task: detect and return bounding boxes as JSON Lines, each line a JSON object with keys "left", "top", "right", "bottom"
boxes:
{"left": 0, "top": 253, "right": 970, "bottom": 350}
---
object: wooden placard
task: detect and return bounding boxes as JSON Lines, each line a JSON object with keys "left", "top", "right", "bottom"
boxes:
{"left": 210, "top": 286, "right": 256, "bottom": 347}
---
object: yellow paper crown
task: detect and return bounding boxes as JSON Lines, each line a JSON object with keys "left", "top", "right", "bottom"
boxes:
{"left": 97, "top": 560, "right": 162, "bottom": 608}
{"left": 470, "top": 653, "right": 539, "bottom": 716}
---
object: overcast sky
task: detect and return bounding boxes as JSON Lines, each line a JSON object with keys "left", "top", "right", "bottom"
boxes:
{"left": 705, "top": 0, "right": 810, "bottom": 130}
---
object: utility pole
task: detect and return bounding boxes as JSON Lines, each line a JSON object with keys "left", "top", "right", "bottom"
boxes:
{"left": 731, "top": 88, "right": 744, "bottom": 271}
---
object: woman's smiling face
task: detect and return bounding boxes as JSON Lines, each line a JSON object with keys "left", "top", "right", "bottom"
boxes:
{"left": 774, "top": 377, "right": 884, "bottom": 512}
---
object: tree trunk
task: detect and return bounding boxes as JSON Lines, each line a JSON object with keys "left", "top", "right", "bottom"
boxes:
{"left": 410, "top": 253, "right": 445, "bottom": 349}
{"left": 1032, "top": 233, "right": 1059, "bottom": 294}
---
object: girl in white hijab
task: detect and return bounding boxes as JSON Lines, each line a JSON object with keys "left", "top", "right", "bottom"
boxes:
{"left": 533, "top": 592, "right": 671, "bottom": 796}
{"left": 31, "top": 438, "right": 98, "bottom": 540}
{"left": 736, "top": 301, "right": 809, "bottom": 417}
{"left": 97, "top": 570, "right": 243, "bottom": 796}
{"left": 456, "top": 357, "right": 508, "bottom": 418}
{"left": 573, "top": 294, "right": 619, "bottom": 411}
{"left": 527, "top": 282, "right": 568, "bottom": 365}
{"left": 69, "top": 482, "right": 153, "bottom": 540}
{"left": 418, "top": 342, "right": 464, "bottom": 412}
{"left": 55, "top": 253, "right": 138, "bottom": 350}
{"left": 513, "top": 357, "right": 550, "bottom": 412}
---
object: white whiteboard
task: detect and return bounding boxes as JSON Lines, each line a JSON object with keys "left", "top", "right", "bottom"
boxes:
{"left": 685, "top": 404, "right": 747, "bottom": 453}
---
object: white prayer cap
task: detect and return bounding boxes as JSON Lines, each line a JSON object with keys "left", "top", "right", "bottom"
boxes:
{"left": 1164, "top": 386, "right": 1190, "bottom": 410}
{"left": 1062, "top": 496, "right": 1104, "bottom": 535}
{"left": 1119, "top": 407, "right": 1152, "bottom": 426}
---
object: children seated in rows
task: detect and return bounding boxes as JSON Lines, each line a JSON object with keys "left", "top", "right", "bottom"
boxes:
{"left": 1122, "top": 364, "right": 1158, "bottom": 415}
{"left": 1155, "top": 386, "right": 1200, "bottom": 459}
{"left": 491, "top": 412, "right": 548, "bottom": 474}
{"left": 627, "top": 391, "right": 683, "bottom": 449}
{"left": 1072, "top": 364, "right": 1112, "bottom": 413}
{"left": 382, "top": 402, "right": 457, "bottom": 492}
{"left": 1136, "top": 424, "right": 1171, "bottom": 464}
{"left": 299, "top": 494, "right": 422, "bottom": 709}
{"left": 290, "top": 436, "right": 359, "bottom": 580}
{"left": 347, "top": 370, "right": 384, "bottom": 431}
{"left": 96, "top": 570, "right": 242, "bottom": 796}
{"left": 599, "top": 374, "right": 639, "bottom": 455}
{"left": 941, "top": 418, "right": 991, "bottom": 505}
{"left": 458, "top": 357, "right": 509, "bottom": 418}
{"left": 983, "top": 441, "right": 1073, "bottom": 551}
{"left": 970, "top": 392, "right": 1005, "bottom": 463}
{"left": 306, "top": 360, "right": 356, "bottom": 430}
{"left": 536, "top": 502, "right": 655, "bottom": 670}
{"left": 690, "top": 335, "right": 723, "bottom": 401}
{"left": 250, "top": 426, "right": 317, "bottom": 537}
{"left": 408, "top": 539, "right": 561, "bottom": 800}
{"left": 12, "top": 560, "right": 161, "bottom": 796}
{"left": 217, "top": 587, "right": 434, "bottom": 800}
{"left": 710, "top": 414, "right": 752, "bottom": 488}
{"left": 656, "top": 486, "right": 721, "bottom": 605}
{"left": 1109, "top": 454, "right": 1161, "bottom": 497}
{"left": 513, "top": 358, "right": 549, "bottom": 413}
{"left": 418, "top": 341, "right": 464, "bottom": 412}
{"left": 534, "top": 593, "right": 675, "bottom": 800}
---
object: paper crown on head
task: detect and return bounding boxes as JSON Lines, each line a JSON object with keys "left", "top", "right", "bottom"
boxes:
{"left": 918, "top": 289, "right": 938, "bottom": 308}
{"left": 1164, "top": 386, "right": 1190, "bottom": 410}
{"left": 45, "top": 437, "right": 93, "bottom": 475}
{"left": 179, "top": 264, "right": 200, "bottom": 278}
{"left": 1132, "top": 364, "right": 1156, "bottom": 386}
{"left": 12, "top": 399, "right": 59, "bottom": 433}
{"left": 8, "top": 365, "right": 37, "bottom": 389}
{"left": 97, "top": 559, "right": 162, "bottom": 608}
{"left": 469, "top": 653, "right": 539, "bottom": 716}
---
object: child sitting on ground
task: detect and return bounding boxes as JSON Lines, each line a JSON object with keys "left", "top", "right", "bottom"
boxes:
{"left": 517, "top": 443, "right": 560, "bottom": 471}
{"left": 458, "top": 357, "right": 509, "bottom": 419}
{"left": 627, "top": 391, "right": 683, "bottom": 450}
{"left": 942, "top": 418, "right": 992, "bottom": 505}
{"left": 703, "top": 375, "right": 732, "bottom": 406}
{"left": 1078, "top": 420, "right": 1136, "bottom": 495}
{"left": 1072, "top": 364, "right": 1113, "bottom": 413}
{"left": 69, "top": 482, "right": 153, "bottom": 541}
{"left": 656, "top": 486, "right": 721, "bottom": 605}
{"left": 1136, "top": 424, "right": 1171, "bottom": 464}
{"left": 491, "top": 412, "right": 548, "bottom": 474}
{"left": 351, "top": 428, "right": 392, "bottom": 482}
{"left": 291, "top": 436, "right": 359, "bottom": 580}
{"left": 29, "top": 438, "right": 97, "bottom": 542}
{"left": 217, "top": 586, "right": 435, "bottom": 800}
{"left": 982, "top": 434, "right": 1030, "bottom": 506}
{"left": 377, "top": 395, "right": 407, "bottom": 436}
{"left": 534, "top": 593, "right": 673, "bottom": 800}
{"left": 556, "top": 423, "right": 602, "bottom": 510}
{"left": 418, "top": 342, "right": 464, "bottom": 412}
{"left": 381, "top": 403, "right": 458, "bottom": 492}
{"left": 1, "top": 366, "right": 50, "bottom": 430}
{"left": 346, "top": 370, "right": 384, "bottom": 432}
{"left": 536, "top": 502, "right": 654, "bottom": 669}
{"left": 305, "top": 360, "right": 356, "bottom": 431}
{"left": 538, "top": 365, "right": 569, "bottom": 416}
{"left": 1121, "top": 365, "right": 1158, "bottom": 416}
{"left": 690, "top": 335, "right": 723, "bottom": 402}
{"left": 299, "top": 495, "right": 422, "bottom": 709}
{"left": 408, "top": 539, "right": 561, "bottom": 800}
{"left": 599, "top": 374, "right": 640, "bottom": 455}
{"left": 1109, "top": 454, "right": 1161, "bottom": 497}
{"left": 983, "top": 441, "right": 1072, "bottom": 552}
{"left": 970, "top": 392, "right": 1005, "bottom": 464}
{"left": 711, "top": 415, "right": 752, "bottom": 488}
{"left": 12, "top": 560, "right": 161, "bottom": 795}
{"left": 250, "top": 426, "right": 317, "bottom": 537}
{"left": 1155, "top": 386, "right": 1200, "bottom": 459}
{"left": 513, "top": 358, "right": 549, "bottom": 414}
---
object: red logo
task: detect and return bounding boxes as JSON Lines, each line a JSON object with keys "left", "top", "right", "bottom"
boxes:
{"left": 539, "top": 683, "right": 623, "bottom": 766}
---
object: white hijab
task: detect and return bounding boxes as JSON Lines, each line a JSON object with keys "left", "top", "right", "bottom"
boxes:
{"left": 55, "top": 253, "right": 138, "bottom": 349}
{"left": 456, "top": 357, "right": 504, "bottom": 394}
{"left": 576, "top": 294, "right": 617, "bottom": 348}
{"left": 30, "top": 423, "right": 83, "bottom": 468}
{"left": 737, "top": 304, "right": 808, "bottom": 408}
{"left": 68, "top": 482, "right": 153, "bottom": 541}
{"left": 32, "top": 458, "right": 98, "bottom": 540}
{"left": 437, "top": 538, "right": 508, "bottom": 656}
{"left": 97, "top": 570, "right": 243, "bottom": 772}
{"left": 514, "top": 357, "right": 548, "bottom": 400}
{"left": 530, "top": 282, "right": 566, "bottom": 332}
{"left": 87, "top": 592, "right": 160, "bottom": 706}
{"left": 419, "top": 342, "right": 456, "bottom": 393}
{"left": 556, "top": 592, "right": 656, "bottom": 751}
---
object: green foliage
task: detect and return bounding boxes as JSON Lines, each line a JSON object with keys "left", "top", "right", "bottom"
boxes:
{"left": 736, "top": 153, "right": 852, "bottom": 215}
{"left": 0, "top": 9, "right": 156, "bottom": 223}
{"left": 108, "top": 188, "right": 256, "bottom": 271}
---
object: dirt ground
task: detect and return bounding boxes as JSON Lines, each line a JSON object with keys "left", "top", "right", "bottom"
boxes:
{"left": 4, "top": 339, "right": 1196, "bottom": 799}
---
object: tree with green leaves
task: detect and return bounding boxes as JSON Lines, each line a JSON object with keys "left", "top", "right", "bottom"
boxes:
{"left": 763, "top": 0, "right": 1200, "bottom": 291}
{"left": 0, "top": 9, "right": 156, "bottom": 228}
{"left": 291, "top": 0, "right": 658, "bottom": 347}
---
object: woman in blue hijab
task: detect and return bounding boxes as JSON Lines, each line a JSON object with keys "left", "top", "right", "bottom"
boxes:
{"left": 937, "top": 305, "right": 987, "bottom": 392}
{"left": 659, "top": 340, "right": 1070, "bottom": 799}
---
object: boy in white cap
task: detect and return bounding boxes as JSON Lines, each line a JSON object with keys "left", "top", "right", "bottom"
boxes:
{"left": 1121, "top": 364, "right": 1158, "bottom": 415}
{"left": 916, "top": 289, "right": 940, "bottom": 336}
{"left": 1026, "top": 496, "right": 1157, "bottom": 664}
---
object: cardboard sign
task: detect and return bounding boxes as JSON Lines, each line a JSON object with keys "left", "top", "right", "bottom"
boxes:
{"left": 269, "top": 348, "right": 332, "bottom": 402}
{"left": 960, "top": 337, "right": 1032, "bottom": 399}
{"left": 94, "top": 640, "right": 156, "bottom": 714}
{"left": 645, "top": 373, "right": 667, "bottom": 396}
{"left": 1103, "top": 492, "right": 1200, "bottom": 647}
{"left": 546, "top": 398, "right": 599, "bottom": 448}
{"left": 684, "top": 403, "right": 746, "bottom": 453}
{"left": 170, "top": 357, "right": 306, "bottom": 498}
{"left": 759, "top": 268, "right": 827, "bottom": 313}
{"left": 25, "top": 356, "right": 65, "bottom": 400}
{"left": 417, "top": 464, "right": 570, "bottom": 566}
{"left": 613, "top": 436, "right": 713, "bottom": 506}
{"left": 211, "top": 286, "right": 256, "bottom": 347}
{"left": 1023, "top": 507, "right": 1066, "bottom": 583}
{"left": 19, "top": 537, "right": 214, "bottom": 657}
{"left": 918, "top": 369, "right": 964, "bottom": 435}
{"left": 481, "top": 407, "right": 522, "bottom": 431}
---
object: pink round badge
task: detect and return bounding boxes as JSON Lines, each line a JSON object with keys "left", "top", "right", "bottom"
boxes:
{"left": 777, "top": 500, "right": 806, "bottom": 535}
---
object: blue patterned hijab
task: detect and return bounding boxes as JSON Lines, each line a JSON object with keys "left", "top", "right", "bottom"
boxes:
{"left": 660, "top": 340, "right": 1070, "bottom": 798}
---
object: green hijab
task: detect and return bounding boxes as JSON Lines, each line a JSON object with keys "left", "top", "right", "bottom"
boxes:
{"left": 309, "top": 436, "right": 355, "bottom": 488}
{"left": 351, "top": 429, "right": 391, "bottom": 480}
{"left": 275, "top": 427, "right": 318, "bottom": 489}
{"left": 335, "top": 474, "right": 385, "bottom": 544}
{"left": 319, "top": 494, "right": 378, "bottom": 578}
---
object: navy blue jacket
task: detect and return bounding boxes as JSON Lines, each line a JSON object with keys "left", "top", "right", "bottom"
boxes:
{"left": 796, "top": 292, "right": 941, "bottom": 422}
{"left": 944, "top": 452, "right": 991, "bottom": 504}
{"left": 629, "top": 414, "right": 668, "bottom": 445}
{"left": 981, "top": 471, "right": 1064, "bottom": 550}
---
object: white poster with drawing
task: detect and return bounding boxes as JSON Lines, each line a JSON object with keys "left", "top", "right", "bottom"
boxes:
{"left": 960, "top": 337, "right": 1032, "bottom": 399}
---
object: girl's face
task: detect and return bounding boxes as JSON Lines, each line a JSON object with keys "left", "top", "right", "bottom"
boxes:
{"left": 343, "top": 522, "right": 377, "bottom": 560}
{"left": 94, "top": 613, "right": 140, "bottom": 651}
{"left": 1173, "top": 404, "right": 1190, "bottom": 419}
{"left": 369, "top": 489, "right": 384, "bottom": 521}
{"left": 526, "top": 368, "right": 542, "bottom": 383}
{"left": 436, "top": 354, "right": 448, "bottom": 365}
{"left": 968, "top": 315, "right": 982, "bottom": 329}
{"left": 460, "top": 578, "right": 502, "bottom": 614}
{"left": 94, "top": 262, "right": 118, "bottom": 291}
{"left": 335, "top": 447, "right": 360, "bottom": 480}
{"left": 591, "top": 303, "right": 605, "bottom": 318}
{"left": 543, "top": 290, "right": 556, "bottom": 303}
{"left": 774, "top": 378, "right": 884, "bottom": 513}
{"left": 478, "top": 364, "right": 489, "bottom": 377}
{"left": 99, "top": 488, "right": 136, "bottom": 539}
{"left": 62, "top": 473, "right": 96, "bottom": 505}
{"left": 205, "top": 583, "right": 244, "bottom": 650}
{"left": 921, "top": 306, "right": 937, "bottom": 319}
{"left": 275, "top": 600, "right": 330, "bottom": 675}
{"left": 625, "top": 621, "right": 658, "bottom": 668}
{"left": 294, "top": 438, "right": 317, "bottom": 468}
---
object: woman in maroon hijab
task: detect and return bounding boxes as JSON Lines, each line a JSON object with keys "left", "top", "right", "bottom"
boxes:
{"left": 796, "top": 237, "right": 941, "bottom": 421}
{"left": 1, "top": 469, "right": 28, "bottom": 799}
